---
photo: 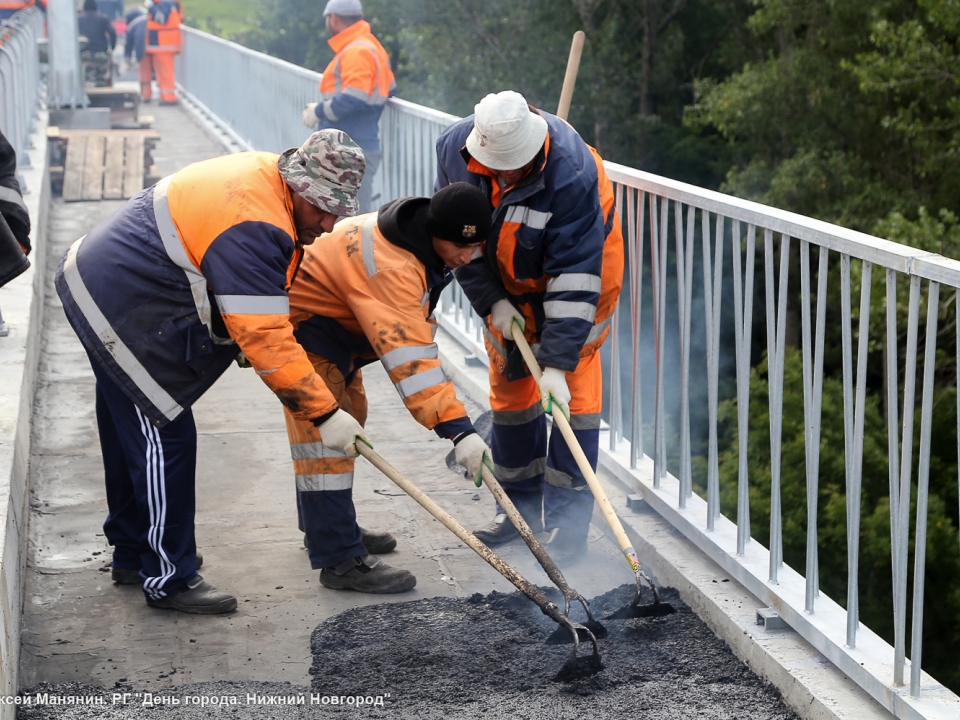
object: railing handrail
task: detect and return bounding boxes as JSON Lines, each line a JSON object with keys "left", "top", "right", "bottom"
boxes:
{"left": 604, "top": 162, "right": 960, "bottom": 285}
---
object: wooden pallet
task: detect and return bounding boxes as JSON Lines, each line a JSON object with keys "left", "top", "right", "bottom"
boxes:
{"left": 48, "top": 128, "right": 160, "bottom": 201}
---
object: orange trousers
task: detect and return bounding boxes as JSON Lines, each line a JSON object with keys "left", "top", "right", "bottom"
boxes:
{"left": 282, "top": 353, "right": 369, "bottom": 569}
{"left": 141, "top": 52, "right": 178, "bottom": 103}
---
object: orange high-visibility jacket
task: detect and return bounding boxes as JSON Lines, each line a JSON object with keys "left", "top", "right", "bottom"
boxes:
{"left": 288, "top": 200, "right": 473, "bottom": 439}
{"left": 56, "top": 152, "right": 338, "bottom": 427}
{"left": 146, "top": 0, "right": 181, "bottom": 54}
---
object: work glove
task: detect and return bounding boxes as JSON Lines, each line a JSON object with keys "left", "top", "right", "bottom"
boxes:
{"left": 538, "top": 367, "right": 571, "bottom": 420}
{"left": 301, "top": 102, "right": 319, "bottom": 128}
{"left": 454, "top": 432, "right": 493, "bottom": 488}
{"left": 490, "top": 298, "right": 525, "bottom": 338}
{"left": 317, "top": 409, "right": 373, "bottom": 458}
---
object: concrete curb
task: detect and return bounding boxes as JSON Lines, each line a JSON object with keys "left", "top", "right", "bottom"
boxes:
{"left": 436, "top": 326, "right": 893, "bottom": 720}
{"left": 0, "top": 107, "right": 49, "bottom": 718}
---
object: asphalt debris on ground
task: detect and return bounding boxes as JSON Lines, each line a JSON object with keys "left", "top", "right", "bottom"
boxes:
{"left": 18, "top": 584, "right": 799, "bottom": 719}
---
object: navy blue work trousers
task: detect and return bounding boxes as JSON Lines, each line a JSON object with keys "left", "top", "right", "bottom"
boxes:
{"left": 90, "top": 355, "right": 200, "bottom": 599}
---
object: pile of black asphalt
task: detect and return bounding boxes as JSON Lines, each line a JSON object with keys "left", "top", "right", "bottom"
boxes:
{"left": 18, "top": 584, "right": 799, "bottom": 719}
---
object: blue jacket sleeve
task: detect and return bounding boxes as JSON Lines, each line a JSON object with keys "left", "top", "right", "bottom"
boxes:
{"left": 536, "top": 167, "right": 605, "bottom": 371}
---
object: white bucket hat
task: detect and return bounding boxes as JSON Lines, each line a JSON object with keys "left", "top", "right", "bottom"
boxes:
{"left": 323, "top": 0, "right": 363, "bottom": 16}
{"left": 465, "top": 91, "right": 548, "bottom": 171}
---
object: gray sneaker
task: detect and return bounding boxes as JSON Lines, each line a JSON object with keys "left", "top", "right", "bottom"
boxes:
{"left": 319, "top": 555, "right": 416, "bottom": 594}
{"left": 146, "top": 575, "right": 237, "bottom": 615}
{"left": 112, "top": 553, "right": 203, "bottom": 585}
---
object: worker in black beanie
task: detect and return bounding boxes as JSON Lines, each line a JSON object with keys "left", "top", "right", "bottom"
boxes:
{"left": 277, "top": 182, "right": 496, "bottom": 595}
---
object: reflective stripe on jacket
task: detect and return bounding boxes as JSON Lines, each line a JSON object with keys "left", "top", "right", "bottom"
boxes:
{"left": 146, "top": 0, "right": 181, "bottom": 54}
{"left": 316, "top": 21, "right": 395, "bottom": 149}
{"left": 55, "top": 152, "right": 338, "bottom": 427}
{"left": 435, "top": 110, "right": 624, "bottom": 372}
{"left": 287, "top": 210, "right": 471, "bottom": 439}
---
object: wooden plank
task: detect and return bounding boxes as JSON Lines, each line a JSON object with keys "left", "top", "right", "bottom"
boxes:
{"left": 80, "top": 135, "right": 106, "bottom": 201}
{"left": 102, "top": 135, "right": 125, "bottom": 200}
{"left": 123, "top": 134, "right": 145, "bottom": 198}
{"left": 54, "top": 128, "right": 160, "bottom": 139}
{"left": 62, "top": 136, "right": 87, "bottom": 201}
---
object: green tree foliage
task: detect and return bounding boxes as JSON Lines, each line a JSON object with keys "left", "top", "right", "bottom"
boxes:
{"left": 237, "top": 0, "right": 755, "bottom": 188}
{"left": 702, "top": 349, "right": 960, "bottom": 691}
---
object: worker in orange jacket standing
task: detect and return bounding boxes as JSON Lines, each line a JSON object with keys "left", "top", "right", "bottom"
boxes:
{"left": 285, "top": 183, "right": 494, "bottom": 593}
{"left": 143, "top": 0, "right": 181, "bottom": 104}
{"left": 301, "top": 0, "right": 395, "bottom": 214}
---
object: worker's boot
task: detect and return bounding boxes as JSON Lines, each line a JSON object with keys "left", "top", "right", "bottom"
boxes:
{"left": 319, "top": 555, "right": 416, "bottom": 594}
{"left": 360, "top": 526, "right": 397, "bottom": 554}
{"left": 112, "top": 553, "right": 203, "bottom": 585}
{"left": 145, "top": 575, "right": 237, "bottom": 614}
{"left": 473, "top": 503, "right": 543, "bottom": 546}
{"left": 542, "top": 526, "right": 589, "bottom": 565}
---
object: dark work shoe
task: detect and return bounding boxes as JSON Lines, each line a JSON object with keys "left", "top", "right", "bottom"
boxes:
{"left": 145, "top": 574, "right": 236, "bottom": 614}
{"left": 473, "top": 508, "right": 543, "bottom": 546}
{"left": 112, "top": 553, "right": 203, "bottom": 585}
{"left": 360, "top": 527, "right": 397, "bottom": 554}
{"left": 319, "top": 555, "right": 416, "bottom": 594}
{"left": 542, "top": 527, "right": 588, "bottom": 565}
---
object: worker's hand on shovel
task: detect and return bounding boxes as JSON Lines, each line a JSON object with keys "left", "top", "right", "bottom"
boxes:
{"left": 316, "top": 409, "right": 373, "bottom": 457}
{"left": 538, "top": 367, "right": 571, "bottom": 421}
{"left": 490, "top": 298, "right": 525, "bottom": 336}
{"left": 453, "top": 432, "right": 493, "bottom": 488}
{"left": 301, "top": 102, "right": 320, "bottom": 128}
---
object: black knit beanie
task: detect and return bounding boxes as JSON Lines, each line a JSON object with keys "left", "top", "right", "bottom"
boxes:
{"left": 426, "top": 182, "right": 492, "bottom": 246}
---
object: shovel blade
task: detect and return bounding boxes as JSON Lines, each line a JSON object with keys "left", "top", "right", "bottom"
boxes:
{"left": 544, "top": 619, "right": 608, "bottom": 644}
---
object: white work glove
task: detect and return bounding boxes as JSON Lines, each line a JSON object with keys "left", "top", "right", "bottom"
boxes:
{"left": 490, "top": 298, "right": 525, "bottom": 338}
{"left": 538, "top": 367, "right": 571, "bottom": 420}
{"left": 301, "top": 103, "right": 319, "bottom": 128}
{"left": 454, "top": 432, "right": 493, "bottom": 488}
{"left": 317, "top": 409, "right": 373, "bottom": 458}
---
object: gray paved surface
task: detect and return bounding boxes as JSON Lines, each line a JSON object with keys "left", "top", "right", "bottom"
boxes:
{"left": 19, "top": 103, "right": 632, "bottom": 693}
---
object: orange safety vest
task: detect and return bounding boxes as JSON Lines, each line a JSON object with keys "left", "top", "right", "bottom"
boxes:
{"left": 288, "top": 212, "right": 469, "bottom": 432}
{"left": 146, "top": 0, "right": 181, "bottom": 54}
{"left": 318, "top": 21, "right": 395, "bottom": 111}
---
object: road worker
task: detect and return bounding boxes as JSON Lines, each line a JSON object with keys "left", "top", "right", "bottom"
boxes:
{"left": 285, "top": 182, "right": 494, "bottom": 593}
{"left": 123, "top": 7, "right": 147, "bottom": 80}
{"left": 301, "top": 0, "right": 395, "bottom": 214}
{"left": 435, "top": 90, "right": 624, "bottom": 564}
{"left": 55, "top": 130, "right": 377, "bottom": 614}
{"left": 78, "top": 0, "right": 116, "bottom": 86}
{"left": 143, "top": 0, "right": 181, "bottom": 104}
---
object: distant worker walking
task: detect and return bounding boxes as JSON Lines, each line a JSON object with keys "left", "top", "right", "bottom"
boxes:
{"left": 123, "top": 6, "right": 147, "bottom": 79}
{"left": 301, "top": 0, "right": 395, "bottom": 214}
{"left": 55, "top": 131, "right": 368, "bottom": 615}
{"left": 143, "top": 0, "right": 182, "bottom": 104}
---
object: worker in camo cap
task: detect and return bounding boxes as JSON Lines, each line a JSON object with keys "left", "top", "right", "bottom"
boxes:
{"left": 56, "top": 129, "right": 385, "bottom": 615}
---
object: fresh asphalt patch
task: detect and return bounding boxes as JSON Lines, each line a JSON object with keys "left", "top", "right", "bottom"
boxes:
{"left": 18, "top": 584, "right": 799, "bottom": 719}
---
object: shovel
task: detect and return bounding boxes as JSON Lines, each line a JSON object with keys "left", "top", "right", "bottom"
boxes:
{"left": 357, "top": 443, "right": 603, "bottom": 681}
{"left": 508, "top": 322, "right": 676, "bottom": 620}
{"left": 478, "top": 465, "right": 608, "bottom": 644}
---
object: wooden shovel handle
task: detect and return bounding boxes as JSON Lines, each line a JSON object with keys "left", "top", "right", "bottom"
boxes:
{"left": 509, "top": 324, "right": 644, "bottom": 576}
{"left": 556, "top": 31, "right": 585, "bottom": 122}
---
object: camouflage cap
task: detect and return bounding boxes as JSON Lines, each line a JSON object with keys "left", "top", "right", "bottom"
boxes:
{"left": 277, "top": 129, "right": 365, "bottom": 216}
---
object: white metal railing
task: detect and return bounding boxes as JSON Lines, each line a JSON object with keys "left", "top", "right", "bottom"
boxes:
{"left": 0, "top": 6, "right": 43, "bottom": 177}
{"left": 171, "top": 27, "right": 960, "bottom": 720}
